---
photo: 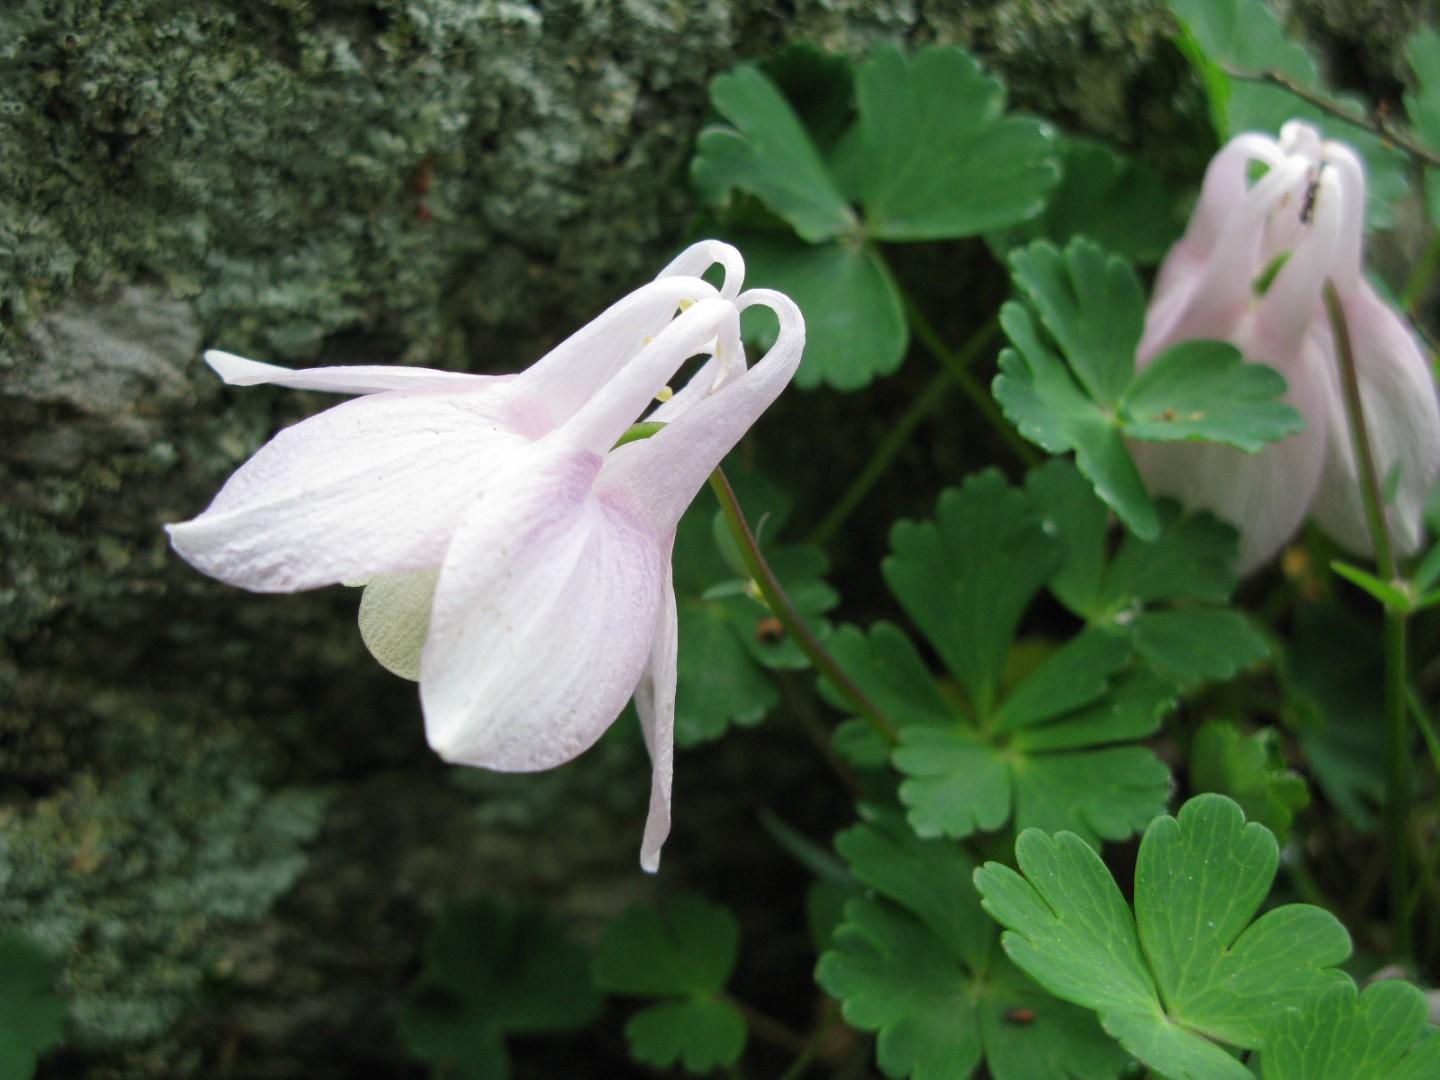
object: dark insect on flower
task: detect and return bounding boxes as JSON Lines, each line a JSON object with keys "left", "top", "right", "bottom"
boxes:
{"left": 755, "top": 616, "right": 785, "bottom": 644}
{"left": 1003, "top": 1007, "right": 1036, "bottom": 1025}
{"left": 1299, "top": 173, "right": 1322, "bottom": 225}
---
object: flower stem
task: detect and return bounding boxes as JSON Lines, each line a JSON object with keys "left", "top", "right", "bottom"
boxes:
{"left": 900, "top": 290, "right": 1041, "bottom": 468}
{"left": 709, "top": 466, "right": 897, "bottom": 744}
{"left": 1323, "top": 279, "right": 1411, "bottom": 959}
{"left": 810, "top": 318, "right": 1003, "bottom": 549}
{"left": 1323, "top": 283, "right": 1397, "bottom": 581}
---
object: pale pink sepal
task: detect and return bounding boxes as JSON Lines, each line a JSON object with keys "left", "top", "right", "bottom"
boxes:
{"left": 1309, "top": 283, "right": 1440, "bottom": 556}
{"left": 633, "top": 553, "right": 678, "bottom": 873}
{"left": 598, "top": 289, "right": 806, "bottom": 538}
{"left": 166, "top": 387, "right": 531, "bottom": 591}
{"left": 204, "top": 350, "right": 503, "bottom": 395}
{"left": 419, "top": 440, "right": 665, "bottom": 772}
{"left": 510, "top": 276, "right": 721, "bottom": 433}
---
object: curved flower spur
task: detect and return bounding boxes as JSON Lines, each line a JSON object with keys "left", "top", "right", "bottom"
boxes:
{"left": 166, "top": 241, "right": 805, "bottom": 871}
{"left": 1133, "top": 122, "right": 1440, "bottom": 573}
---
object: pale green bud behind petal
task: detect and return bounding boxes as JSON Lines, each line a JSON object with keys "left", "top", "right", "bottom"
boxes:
{"left": 358, "top": 569, "right": 441, "bottom": 681}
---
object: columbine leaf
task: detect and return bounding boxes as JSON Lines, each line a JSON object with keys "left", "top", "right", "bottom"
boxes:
{"left": 1027, "top": 459, "right": 1268, "bottom": 684}
{"left": 821, "top": 621, "right": 955, "bottom": 768}
{"left": 1010, "top": 746, "right": 1173, "bottom": 841}
{"left": 883, "top": 470, "right": 1060, "bottom": 716}
{"left": 1129, "top": 608, "right": 1270, "bottom": 685}
{"left": 833, "top": 471, "right": 1172, "bottom": 841}
{"left": 424, "top": 900, "right": 600, "bottom": 1034}
{"left": 1191, "top": 720, "right": 1308, "bottom": 841}
{"left": 398, "top": 985, "right": 510, "bottom": 1080}
{"left": 852, "top": 45, "right": 1059, "bottom": 240}
{"left": 692, "top": 65, "right": 855, "bottom": 242}
{"left": 818, "top": 818, "right": 1129, "bottom": 1080}
{"left": 595, "top": 895, "right": 747, "bottom": 1076}
{"left": 995, "top": 300, "right": 1156, "bottom": 536}
{"left": 1168, "top": 0, "right": 1407, "bottom": 226}
{"left": 624, "top": 998, "right": 747, "bottom": 1073}
{"left": 989, "top": 136, "right": 1180, "bottom": 264}
{"left": 1261, "top": 979, "right": 1440, "bottom": 1080}
{"left": 1025, "top": 458, "right": 1111, "bottom": 617}
{"left": 993, "top": 629, "right": 1131, "bottom": 733}
{"left": 399, "top": 899, "right": 600, "bottom": 1079}
{"left": 735, "top": 230, "right": 907, "bottom": 391}
{"left": 894, "top": 727, "right": 1015, "bottom": 839}
{"left": 0, "top": 934, "right": 64, "bottom": 1080}
{"left": 1098, "top": 503, "right": 1238, "bottom": 609}
{"left": 1009, "top": 237, "right": 1142, "bottom": 406}
{"left": 593, "top": 894, "right": 739, "bottom": 997}
{"left": 1121, "top": 340, "right": 1304, "bottom": 451}
{"left": 996, "top": 239, "right": 1301, "bottom": 540}
{"left": 976, "top": 794, "right": 1353, "bottom": 1079}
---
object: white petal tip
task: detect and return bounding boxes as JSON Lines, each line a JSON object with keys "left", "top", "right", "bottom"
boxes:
{"left": 640, "top": 850, "right": 660, "bottom": 874}
{"left": 204, "top": 349, "right": 288, "bottom": 385}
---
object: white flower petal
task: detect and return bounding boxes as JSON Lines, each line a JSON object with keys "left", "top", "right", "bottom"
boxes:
{"left": 1141, "top": 157, "right": 1310, "bottom": 357}
{"left": 633, "top": 555, "right": 678, "bottom": 873}
{"left": 597, "top": 288, "right": 805, "bottom": 537}
{"left": 420, "top": 441, "right": 665, "bottom": 772}
{"left": 512, "top": 277, "right": 721, "bottom": 432}
{"left": 166, "top": 387, "right": 531, "bottom": 591}
{"left": 656, "top": 240, "right": 745, "bottom": 300}
{"left": 1309, "top": 285, "right": 1440, "bottom": 556}
{"left": 358, "top": 568, "right": 440, "bottom": 681}
{"left": 205, "top": 350, "right": 502, "bottom": 395}
{"left": 560, "top": 298, "right": 741, "bottom": 456}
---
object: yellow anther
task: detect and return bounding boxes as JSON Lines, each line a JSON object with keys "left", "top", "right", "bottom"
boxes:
{"left": 678, "top": 298, "right": 695, "bottom": 311}
{"left": 655, "top": 385, "right": 674, "bottom": 403}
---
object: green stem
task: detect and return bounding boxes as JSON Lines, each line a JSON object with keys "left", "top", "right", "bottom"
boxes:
{"left": 810, "top": 318, "right": 1003, "bottom": 548}
{"left": 1385, "top": 610, "right": 1411, "bottom": 956}
{"left": 1323, "top": 282, "right": 1397, "bottom": 581}
{"left": 710, "top": 466, "right": 898, "bottom": 744}
{"left": 1323, "top": 280, "right": 1411, "bottom": 959}
{"left": 900, "top": 290, "right": 1040, "bottom": 468}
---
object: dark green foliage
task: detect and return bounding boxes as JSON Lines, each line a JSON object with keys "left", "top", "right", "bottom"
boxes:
{"left": 593, "top": 895, "right": 747, "bottom": 1072}
{"left": 399, "top": 899, "right": 601, "bottom": 1080}
{"left": 816, "top": 813, "right": 1129, "bottom": 1080}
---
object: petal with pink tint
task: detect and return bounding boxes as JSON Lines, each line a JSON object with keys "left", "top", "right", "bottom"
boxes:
{"left": 598, "top": 289, "right": 806, "bottom": 538}
{"left": 166, "top": 387, "right": 531, "bottom": 591}
{"left": 511, "top": 276, "right": 720, "bottom": 433}
{"left": 204, "top": 350, "right": 504, "bottom": 395}
{"left": 634, "top": 555, "right": 678, "bottom": 873}
{"left": 419, "top": 440, "right": 665, "bottom": 772}
{"left": 1309, "top": 284, "right": 1440, "bottom": 556}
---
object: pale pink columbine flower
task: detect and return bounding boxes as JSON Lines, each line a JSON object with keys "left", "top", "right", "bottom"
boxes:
{"left": 167, "top": 241, "right": 804, "bottom": 871}
{"left": 1133, "top": 121, "right": 1440, "bottom": 573}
